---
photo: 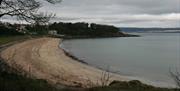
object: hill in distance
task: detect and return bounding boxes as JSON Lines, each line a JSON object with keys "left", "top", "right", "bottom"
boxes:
{"left": 120, "top": 27, "right": 180, "bottom": 33}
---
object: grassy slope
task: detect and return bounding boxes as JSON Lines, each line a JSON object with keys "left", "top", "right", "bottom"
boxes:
{"left": 0, "top": 36, "right": 28, "bottom": 45}
{"left": 0, "top": 36, "right": 178, "bottom": 91}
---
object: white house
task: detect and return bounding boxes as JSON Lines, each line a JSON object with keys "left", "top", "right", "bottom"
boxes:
{"left": 48, "top": 30, "right": 57, "bottom": 35}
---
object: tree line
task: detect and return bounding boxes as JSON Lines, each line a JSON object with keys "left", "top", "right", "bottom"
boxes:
{"left": 0, "top": 23, "right": 23, "bottom": 36}
{"left": 0, "top": 22, "right": 130, "bottom": 37}
{"left": 49, "top": 22, "right": 126, "bottom": 37}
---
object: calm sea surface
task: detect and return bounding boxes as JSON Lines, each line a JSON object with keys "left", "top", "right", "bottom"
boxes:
{"left": 61, "top": 33, "right": 180, "bottom": 87}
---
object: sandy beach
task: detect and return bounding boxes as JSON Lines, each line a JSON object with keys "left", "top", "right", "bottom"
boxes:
{"left": 0, "top": 38, "right": 129, "bottom": 87}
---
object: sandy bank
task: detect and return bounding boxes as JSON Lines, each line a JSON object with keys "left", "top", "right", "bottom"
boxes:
{"left": 0, "top": 38, "right": 129, "bottom": 87}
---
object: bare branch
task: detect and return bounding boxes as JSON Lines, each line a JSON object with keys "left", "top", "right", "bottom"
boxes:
{"left": 46, "top": 0, "right": 62, "bottom": 4}
{"left": 0, "top": 0, "right": 61, "bottom": 24}
{"left": 170, "top": 68, "right": 180, "bottom": 87}
{"left": 0, "top": 0, "right": 2, "bottom": 5}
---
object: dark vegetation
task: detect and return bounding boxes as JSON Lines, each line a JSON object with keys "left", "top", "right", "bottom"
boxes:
{"left": 49, "top": 22, "right": 130, "bottom": 38}
{"left": 26, "top": 24, "right": 49, "bottom": 35}
{"left": 0, "top": 68, "right": 59, "bottom": 91}
{"left": 87, "top": 80, "right": 178, "bottom": 91}
{"left": 1, "top": 22, "right": 137, "bottom": 38}
{"left": 0, "top": 23, "right": 28, "bottom": 45}
{"left": 0, "top": 24, "right": 23, "bottom": 36}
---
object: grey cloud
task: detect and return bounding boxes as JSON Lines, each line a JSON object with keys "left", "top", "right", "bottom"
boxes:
{"left": 2, "top": 0, "right": 180, "bottom": 27}
{"left": 52, "top": 0, "right": 180, "bottom": 14}
{"left": 40, "top": 0, "right": 180, "bottom": 15}
{"left": 50, "top": 13, "right": 180, "bottom": 27}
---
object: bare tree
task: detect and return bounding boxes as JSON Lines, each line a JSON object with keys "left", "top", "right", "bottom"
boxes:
{"left": 170, "top": 69, "right": 180, "bottom": 87}
{"left": 99, "top": 67, "right": 112, "bottom": 86}
{"left": 0, "top": 0, "right": 61, "bottom": 24}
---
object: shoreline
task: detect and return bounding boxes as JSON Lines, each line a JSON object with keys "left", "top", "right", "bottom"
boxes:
{"left": 0, "top": 37, "right": 176, "bottom": 88}
{"left": 0, "top": 37, "right": 130, "bottom": 88}
{"left": 59, "top": 39, "right": 178, "bottom": 88}
{"left": 60, "top": 39, "right": 89, "bottom": 65}
{"left": 60, "top": 39, "right": 130, "bottom": 77}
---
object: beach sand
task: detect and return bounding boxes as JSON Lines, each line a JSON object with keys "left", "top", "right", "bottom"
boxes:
{"left": 0, "top": 38, "right": 129, "bottom": 87}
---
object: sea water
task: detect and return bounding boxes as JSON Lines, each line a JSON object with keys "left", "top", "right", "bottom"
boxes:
{"left": 61, "top": 33, "right": 180, "bottom": 87}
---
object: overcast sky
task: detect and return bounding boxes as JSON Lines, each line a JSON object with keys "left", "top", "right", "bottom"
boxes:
{"left": 2, "top": 0, "right": 180, "bottom": 27}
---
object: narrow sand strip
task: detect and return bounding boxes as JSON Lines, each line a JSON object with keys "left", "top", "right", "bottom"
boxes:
{"left": 0, "top": 38, "right": 129, "bottom": 87}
